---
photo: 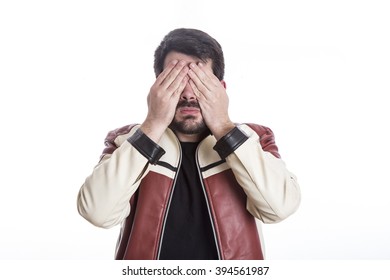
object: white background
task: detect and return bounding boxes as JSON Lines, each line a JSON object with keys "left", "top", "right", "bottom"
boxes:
{"left": 1, "top": 0, "right": 389, "bottom": 260}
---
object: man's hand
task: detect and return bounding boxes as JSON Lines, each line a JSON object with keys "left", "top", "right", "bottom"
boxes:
{"left": 188, "top": 62, "right": 235, "bottom": 140}
{"left": 140, "top": 60, "right": 189, "bottom": 142}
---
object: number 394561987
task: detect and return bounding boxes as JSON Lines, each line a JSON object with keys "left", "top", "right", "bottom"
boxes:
{"left": 215, "top": 266, "right": 269, "bottom": 276}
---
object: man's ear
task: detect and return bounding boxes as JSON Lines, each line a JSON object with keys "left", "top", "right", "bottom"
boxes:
{"left": 220, "top": 80, "right": 227, "bottom": 89}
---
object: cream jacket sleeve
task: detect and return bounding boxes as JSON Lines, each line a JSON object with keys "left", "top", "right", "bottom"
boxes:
{"left": 225, "top": 124, "right": 301, "bottom": 223}
{"left": 77, "top": 126, "right": 150, "bottom": 228}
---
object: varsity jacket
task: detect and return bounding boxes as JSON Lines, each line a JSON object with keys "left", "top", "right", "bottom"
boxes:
{"left": 77, "top": 123, "right": 300, "bottom": 260}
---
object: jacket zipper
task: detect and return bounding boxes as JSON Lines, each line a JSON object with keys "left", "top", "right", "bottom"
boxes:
{"left": 195, "top": 145, "right": 222, "bottom": 260}
{"left": 156, "top": 142, "right": 182, "bottom": 259}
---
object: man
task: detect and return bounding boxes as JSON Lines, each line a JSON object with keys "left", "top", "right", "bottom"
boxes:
{"left": 77, "top": 28, "right": 301, "bottom": 260}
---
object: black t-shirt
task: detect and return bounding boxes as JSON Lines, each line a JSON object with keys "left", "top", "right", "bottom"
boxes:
{"left": 159, "top": 142, "right": 218, "bottom": 260}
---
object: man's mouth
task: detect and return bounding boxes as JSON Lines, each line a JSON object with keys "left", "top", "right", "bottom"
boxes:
{"left": 177, "top": 101, "right": 201, "bottom": 114}
{"left": 180, "top": 107, "right": 200, "bottom": 114}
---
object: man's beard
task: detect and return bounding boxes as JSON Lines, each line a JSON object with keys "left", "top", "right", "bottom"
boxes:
{"left": 169, "top": 100, "right": 209, "bottom": 135}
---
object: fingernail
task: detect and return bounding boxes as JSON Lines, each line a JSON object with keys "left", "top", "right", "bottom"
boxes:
{"left": 198, "top": 62, "right": 203, "bottom": 67}
{"left": 190, "top": 63, "right": 196, "bottom": 68}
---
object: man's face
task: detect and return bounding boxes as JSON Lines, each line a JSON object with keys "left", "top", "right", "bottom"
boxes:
{"left": 163, "top": 51, "right": 214, "bottom": 138}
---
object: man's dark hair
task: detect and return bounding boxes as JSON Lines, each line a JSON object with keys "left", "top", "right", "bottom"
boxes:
{"left": 154, "top": 28, "right": 225, "bottom": 80}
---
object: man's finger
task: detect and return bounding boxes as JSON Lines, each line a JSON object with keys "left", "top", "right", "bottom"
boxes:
{"left": 173, "top": 75, "right": 189, "bottom": 100}
{"left": 188, "top": 67, "right": 209, "bottom": 94}
{"left": 189, "top": 79, "right": 200, "bottom": 98}
{"left": 155, "top": 60, "right": 178, "bottom": 85}
{"left": 189, "top": 62, "right": 219, "bottom": 91}
{"left": 161, "top": 60, "right": 188, "bottom": 90}
{"left": 167, "top": 66, "right": 189, "bottom": 94}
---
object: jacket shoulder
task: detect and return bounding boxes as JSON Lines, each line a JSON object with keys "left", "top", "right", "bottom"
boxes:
{"left": 101, "top": 124, "right": 139, "bottom": 157}
{"left": 243, "top": 123, "right": 281, "bottom": 158}
{"left": 243, "top": 123, "right": 273, "bottom": 136}
{"left": 105, "top": 124, "right": 138, "bottom": 142}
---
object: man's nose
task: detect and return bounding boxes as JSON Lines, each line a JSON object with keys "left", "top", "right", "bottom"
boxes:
{"left": 180, "top": 81, "right": 197, "bottom": 101}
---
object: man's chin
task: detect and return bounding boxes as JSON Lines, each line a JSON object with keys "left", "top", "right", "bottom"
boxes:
{"left": 169, "top": 119, "right": 209, "bottom": 135}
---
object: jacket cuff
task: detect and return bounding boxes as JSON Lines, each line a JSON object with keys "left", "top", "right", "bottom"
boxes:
{"left": 213, "top": 126, "right": 249, "bottom": 159}
{"left": 127, "top": 128, "right": 165, "bottom": 165}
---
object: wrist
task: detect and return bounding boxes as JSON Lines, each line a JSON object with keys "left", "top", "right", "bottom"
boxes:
{"left": 139, "top": 119, "right": 167, "bottom": 143}
{"left": 210, "top": 121, "right": 236, "bottom": 141}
